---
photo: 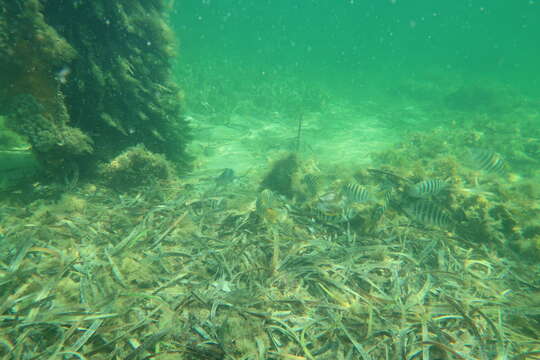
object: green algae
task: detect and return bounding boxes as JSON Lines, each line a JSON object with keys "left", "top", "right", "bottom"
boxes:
{"left": 0, "top": 0, "right": 191, "bottom": 179}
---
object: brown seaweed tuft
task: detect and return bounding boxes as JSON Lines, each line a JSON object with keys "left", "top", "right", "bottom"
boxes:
{"left": 260, "top": 153, "right": 299, "bottom": 198}
{"left": 98, "top": 145, "right": 175, "bottom": 191}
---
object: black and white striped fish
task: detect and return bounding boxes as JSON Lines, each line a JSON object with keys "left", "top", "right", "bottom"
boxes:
{"left": 313, "top": 206, "right": 356, "bottom": 224}
{"left": 341, "top": 207, "right": 357, "bottom": 222}
{"left": 469, "top": 148, "right": 505, "bottom": 173}
{"left": 256, "top": 189, "right": 276, "bottom": 214}
{"left": 313, "top": 207, "right": 339, "bottom": 223}
{"left": 405, "top": 200, "right": 452, "bottom": 228}
{"left": 373, "top": 187, "right": 396, "bottom": 220}
{"left": 342, "top": 183, "right": 370, "bottom": 203}
{"left": 407, "top": 179, "right": 448, "bottom": 198}
{"left": 383, "top": 187, "right": 396, "bottom": 206}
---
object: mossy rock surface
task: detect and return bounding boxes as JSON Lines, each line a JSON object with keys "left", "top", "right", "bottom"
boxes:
{"left": 0, "top": 0, "right": 191, "bottom": 180}
{"left": 98, "top": 145, "right": 175, "bottom": 191}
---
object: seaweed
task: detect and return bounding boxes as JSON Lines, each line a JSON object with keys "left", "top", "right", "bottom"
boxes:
{"left": 1, "top": 3, "right": 540, "bottom": 358}
{"left": 0, "top": 0, "right": 191, "bottom": 179}
{"left": 0, "top": 153, "right": 539, "bottom": 358}
{"left": 98, "top": 145, "right": 175, "bottom": 191}
{"left": 260, "top": 153, "right": 299, "bottom": 199}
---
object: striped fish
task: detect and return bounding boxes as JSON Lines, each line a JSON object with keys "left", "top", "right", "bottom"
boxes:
{"left": 407, "top": 179, "right": 447, "bottom": 198}
{"left": 313, "top": 207, "right": 356, "bottom": 224}
{"left": 256, "top": 189, "right": 276, "bottom": 213}
{"left": 372, "top": 187, "right": 396, "bottom": 221}
{"left": 208, "top": 197, "right": 225, "bottom": 210}
{"left": 469, "top": 148, "right": 505, "bottom": 173}
{"left": 341, "top": 207, "right": 357, "bottom": 222}
{"left": 405, "top": 200, "right": 452, "bottom": 228}
{"left": 383, "top": 187, "right": 396, "bottom": 206}
{"left": 342, "top": 183, "right": 370, "bottom": 203}
{"left": 313, "top": 208, "right": 338, "bottom": 223}
{"left": 371, "top": 205, "right": 385, "bottom": 222}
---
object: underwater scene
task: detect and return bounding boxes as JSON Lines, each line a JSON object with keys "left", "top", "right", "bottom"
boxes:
{"left": 1, "top": 0, "right": 540, "bottom": 359}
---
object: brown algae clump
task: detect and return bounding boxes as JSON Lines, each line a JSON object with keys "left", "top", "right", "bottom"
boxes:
{"left": 259, "top": 152, "right": 299, "bottom": 198}
{"left": 99, "top": 145, "right": 175, "bottom": 190}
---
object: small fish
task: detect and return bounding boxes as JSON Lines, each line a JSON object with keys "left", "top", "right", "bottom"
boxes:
{"left": 319, "top": 191, "right": 340, "bottom": 203}
{"left": 256, "top": 189, "right": 288, "bottom": 223}
{"left": 407, "top": 179, "right": 447, "bottom": 198}
{"left": 373, "top": 187, "right": 396, "bottom": 220}
{"left": 55, "top": 66, "right": 71, "bottom": 84}
{"left": 313, "top": 206, "right": 356, "bottom": 224}
{"left": 342, "top": 183, "right": 370, "bottom": 203}
{"left": 212, "top": 278, "right": 232, "bottom": 293}
{"left": 311, "top": 192, "right": 345, "bottom": 223}
{"left": 371, "top": 205, "right": 385, "bottom": 222}
{"left": 215, "top": 168, "right": 235, "bottom": 185}
{"left": 189, "top": 198, "right": 224, "bottom": 215}
{"left": 469, "top": 148, "right": 505, "bottom": 173}
{"left": 301, "top": 174, "right": 319, "bottom": 195}
{"left": 405, "top": 200, "right": 452, "bottom": 227}
{"left": 208, "top": 197, "right": 225, "bottom": 210}
{"left": 256, "top": 189, "right": 276, "bottom": 213}
{"left": 313, "top": 207, "right": 338, "bottom": 223}
{"left": 341, "top": 207, "right": 357, "bottom": 222}
{"left": 382, "top": 187, "right": 396, "bottom": 207}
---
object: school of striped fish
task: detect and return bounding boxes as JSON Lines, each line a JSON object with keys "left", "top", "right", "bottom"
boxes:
{"left": 251, "top": 147, "right": 506, "bottom": 230}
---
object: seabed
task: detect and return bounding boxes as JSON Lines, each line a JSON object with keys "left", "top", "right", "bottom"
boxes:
{"left": 1, "top": 102, "right": 540, "bottom": 360}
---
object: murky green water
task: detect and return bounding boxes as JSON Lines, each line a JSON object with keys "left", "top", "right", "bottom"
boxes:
{"left": 171, "top": 0, "right": 540, "bottom": 103}
{"left": 2, "top": 3, "right": 540, "bottom": 358}
{"left": 169, "top": 0, "right": 540, "bottom": 179}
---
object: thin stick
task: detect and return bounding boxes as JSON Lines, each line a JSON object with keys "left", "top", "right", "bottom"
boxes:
{"left": 295, "top": 113, "right": 303, "bottom": 153}
{"left": 271, "top": 229, "right": 280, "bottom": 276}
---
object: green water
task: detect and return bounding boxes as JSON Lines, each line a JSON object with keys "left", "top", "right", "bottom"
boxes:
{"left": 1, "top": 3, "right": 540, "bottom": 358}
{"left": 171, "top": 0, "right": 540, "bottom": 103}
{"left": 169, "top": 1, "right": 540, "bottom": 176}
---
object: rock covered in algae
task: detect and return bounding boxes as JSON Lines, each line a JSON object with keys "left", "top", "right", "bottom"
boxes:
{"left": 0, "top": 0, "right": 92, "bottom": 168}
{"left": 0, "top": 0, "right": 191, "bottom": 178}
{"left": 98, "top": 145, "right": 174, "bottom": 191}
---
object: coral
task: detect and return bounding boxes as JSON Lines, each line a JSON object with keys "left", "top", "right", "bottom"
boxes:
{"left": 98, "top": 145, "right": 174, "bottom": 191}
